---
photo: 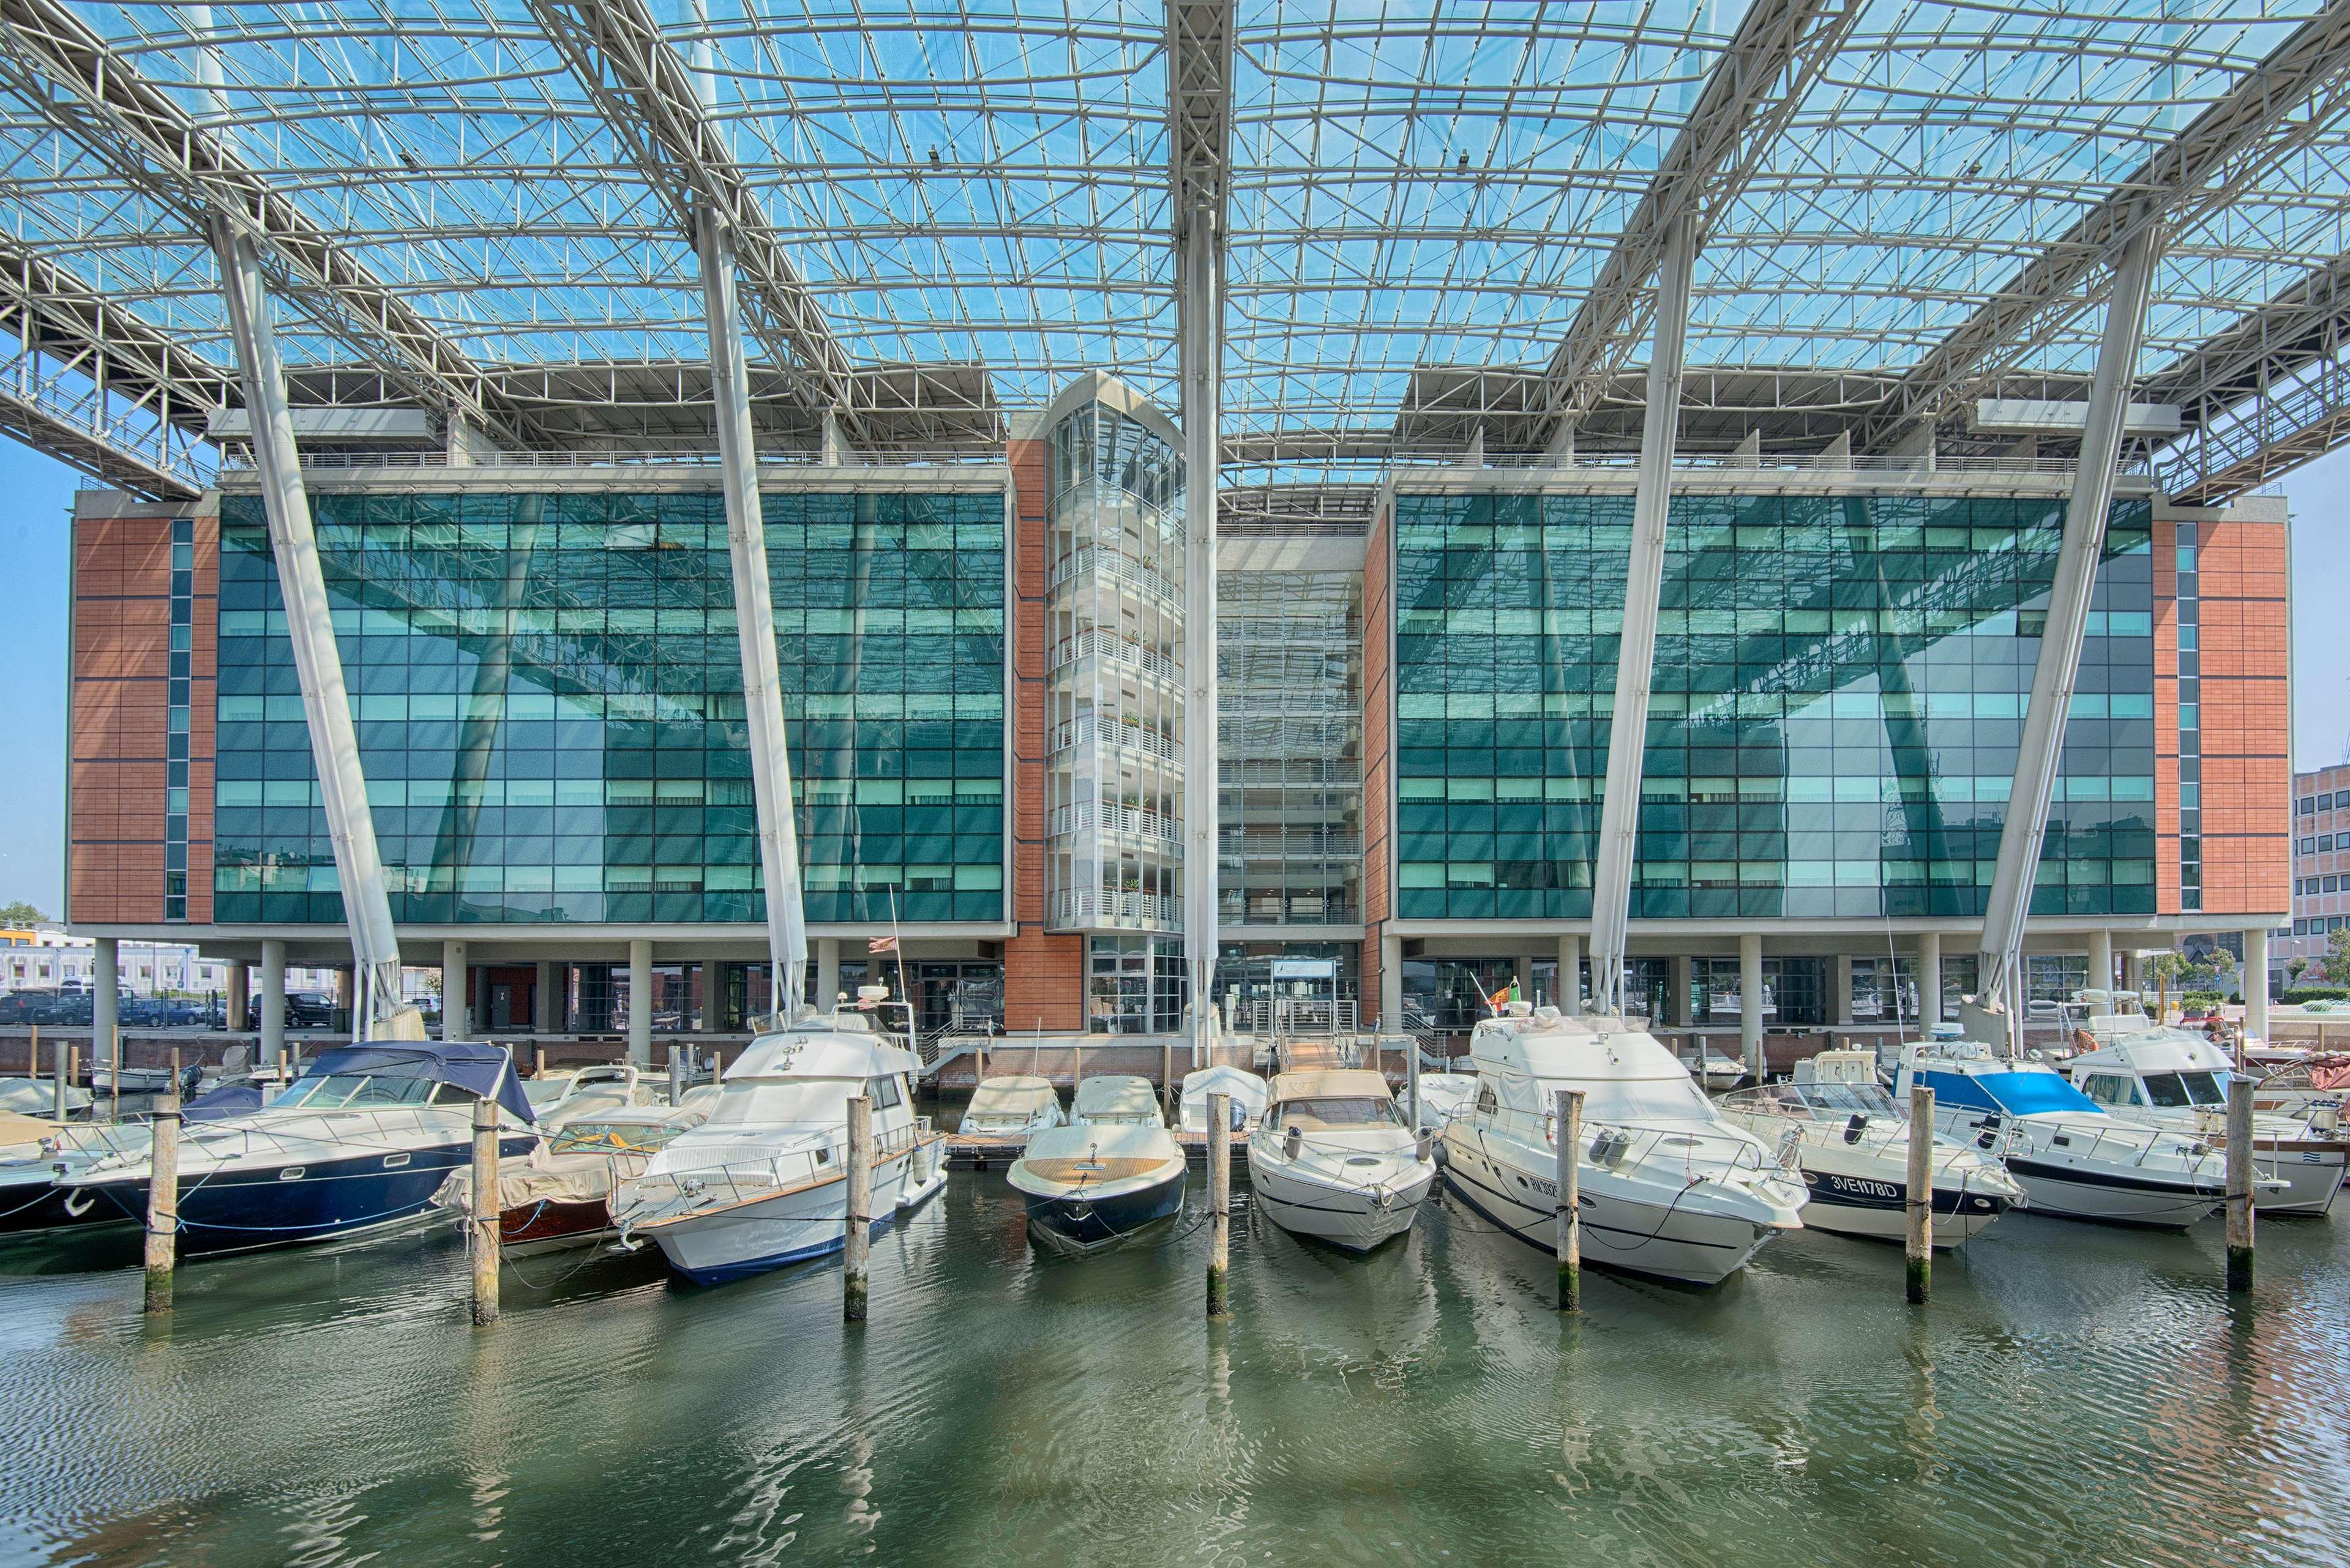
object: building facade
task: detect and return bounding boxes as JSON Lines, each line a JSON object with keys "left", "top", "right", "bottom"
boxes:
{"left": 2286, "top": 761, "right": 2350, "bottom": 981}
{"left": 65, "top": 384, "right": 2293, "bottom": 1050}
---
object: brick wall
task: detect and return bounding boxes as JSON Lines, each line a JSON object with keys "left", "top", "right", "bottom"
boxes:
{"left": 2193, "top": 512, "right": 2291, "bottom": 917}
{"left": 69, "top": 507, "right": 215, "bottom": 924}
{"left": 1001, "top": 437, "right": 1083, "bottom": 1028}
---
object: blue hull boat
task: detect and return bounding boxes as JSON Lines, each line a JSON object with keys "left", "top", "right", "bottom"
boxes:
{"left": 1018, "top": 1164, "right": 1186, "bottom": 1254}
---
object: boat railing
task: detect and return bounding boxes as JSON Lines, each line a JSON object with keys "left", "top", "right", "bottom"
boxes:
{"left": 1540, "top": 1111, "right": 1802, "bottom": 1186}
{"left": 1985, "top": 1112, "right": 2209, "bottom": 1174}
{"left": 624, "top": 1120, "right": 938, "bottom": 1220}
{"left": 85, "top": 1106, "right": 456, "bottom": 1176}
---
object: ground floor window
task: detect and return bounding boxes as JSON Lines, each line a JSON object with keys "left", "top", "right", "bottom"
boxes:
{"left": 1692, "top": 957, "right": 1827, "bottom": 1027}
{"left": 1088, "top": 935, "right": 1185, "bottom": 1034}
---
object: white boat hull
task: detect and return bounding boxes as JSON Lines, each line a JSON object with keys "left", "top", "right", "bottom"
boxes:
{"left": 640, "top": 1143, "right": 941, "bottom": 1285}
{"left": 2242, "top": 1143, "right": 2346, "bottom": 1216}
{"left": 1443, "top": 1137, "right": 1784, "bottom": 1286}
{"left": 1248, "top": 1155, "right": 1432, "bottom": 1252}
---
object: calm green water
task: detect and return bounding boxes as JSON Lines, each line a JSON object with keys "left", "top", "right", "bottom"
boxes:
{"left": 2, "top": 1171, "right": 2345, "bottom": 1567}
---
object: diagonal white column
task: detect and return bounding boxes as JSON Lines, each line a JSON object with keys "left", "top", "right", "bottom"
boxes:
{"left": 1180, "top": 206, "right": 1222, "bottom": 1070}
{"left": 1585, "top": 214, "right": 1697, "bottom": 1021}
{"left": 697, "top": 204, "right": 809, "bottom": 1015}
{"left": 212, "top": 221, "right": 403, "bottom": 1039}
{"left": 1977, "top": 225, "right": 2161, "bottom": 1036}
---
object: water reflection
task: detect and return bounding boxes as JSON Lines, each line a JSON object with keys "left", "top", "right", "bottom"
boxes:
{"left": 0, "top": 1180, "right": 2344, "bottom": 1566}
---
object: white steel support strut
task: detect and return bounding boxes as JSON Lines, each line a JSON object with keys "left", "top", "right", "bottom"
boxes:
{"left": 697, "top": 203, "right": 809, "bottom": 1013}
{"left": 1977, "top": 224, "right": 2162, "bottom": 1042}
{"left": 1171, "top": 0, "right": 1231, "bottom": 1071}
{"left": 212, "top": 220, "right": 403, "bottom": 1039}
{"left": 1586, "top": 214, "right": 1697, "bottom": 1021}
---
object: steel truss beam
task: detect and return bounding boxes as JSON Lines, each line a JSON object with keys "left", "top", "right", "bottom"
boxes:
{"left": 1531, "top": 0, "right": 1865, "bottom": 439}
{"left": 1172, "top": 0, "right": 1231, "bottom": 1064}
{"left": 1862, "top": 0, "right": 2350, "bottom": 452}
{"left": 0, "top": 0, "right": 529, "bottom": 449}
{"left": 525, "top": 0, "right": 862, "bottom": 425}
{"left": 2149, "top": 252, "right": 2350, "bottom": 503}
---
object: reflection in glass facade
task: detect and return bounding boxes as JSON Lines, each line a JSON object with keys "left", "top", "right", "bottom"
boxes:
{"left": 1391, "top": 490, "right": 2157, "bottom": 921}
{"left": 211, "top": 486, "right": 1007, "bottom": 926}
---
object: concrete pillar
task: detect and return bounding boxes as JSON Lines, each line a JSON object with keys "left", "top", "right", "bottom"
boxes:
{"left": 92, "top": 938, "right": 119, "bottom": 1073}
{"left": 2087, "top": 928, "right": 2114, "bottom": 994}
{"left": 1379, "top": 931, "right": 1403, "bottom": 1030}
{"left": 816, "top": 937, "right": 842, "bottom": 1010}
{"left": 334, "top": 965, "right": 354, "bottom": 1025}
{"left": 1834, "top": 952, "right": 1856, "bottom": 1028}
{"left": 703, "top": 959, "right": 730, "bottom": 1032}
{"left": 260, "top": 938, "right": 286, "bottom": 1066}
{"left": 1670, "top": 955, "right": 1694, "bottom": 1028}
{"left": 1514, "top": 952, "right": 1536, "bottom": 1001}
{"left": 534, "top": 960, "right": 558, "bottom": 1033}
{"left": 226, "top": 961, "right": 249, "bottom": 1033}
{"left": 1557, "top": 933, "right": 1581, "bottom": 1016}
{"left": 1739, "top": 933, "right": 1764, "bottom": 1079}
{"left": 441, "top": 938, "right": 468, "bottom": 1040}
{"left": 627, "top": 938, "right": 653, "bottom": 1066}
{"left": 2245, "top": 928, "right": 2270, "bottom": 1042}
{"left": 2119, "top": 946, "right": 2141, "bottom": 996}
{"left": 1918, "top": 931, "right": 1942, "bottom": 1030}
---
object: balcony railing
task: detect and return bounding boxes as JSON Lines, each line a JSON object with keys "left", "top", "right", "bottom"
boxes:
{"left": 1050, "top": 627, "right": 1181, "bottom": 684}
{"left": 1052, "top": 801, "right": 1183, "bottom": 844}
{"left": 1049, "top": 714, "right": 1181, "bottom": 764}
{"left": 1050, "top": 544, "right": 1180, "bottom": 605}
{"left": 1049, "top": 888, "right": 1182, "bottom": 930}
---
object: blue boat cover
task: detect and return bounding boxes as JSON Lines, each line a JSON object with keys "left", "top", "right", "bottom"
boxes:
{"left": 1920, "top": 1067, "right": 2097, "bottom": 1118}
{"left": 295, "top": 1042, "right": 537, "bottom": 1124}
{"left": 184, "top": 1082, "right": 266, "bottom": 1122}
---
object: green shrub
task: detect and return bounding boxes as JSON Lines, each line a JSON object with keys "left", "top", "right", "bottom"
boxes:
{"left": 2280, "top": 986, "right": 2350, "bottom": 1005}
{"left": 2180, "top": 990, "right": 2224, "bottom": 1007}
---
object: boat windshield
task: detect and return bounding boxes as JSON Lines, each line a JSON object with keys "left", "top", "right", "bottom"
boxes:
{"left": 1788, "top": 1082, "right": 1898, "bottom": 1119}
{"left": 1572, "top": 1076, "right": 1715, "bottom": 1125}
{"left": 269, "top": 1073, "right": 438, "bottom": 1109}
{"left": 1274, "top": 1097, "right": 1401, "bottom": 1131}
{"left": 2144, "top": 1070, "right": 2229, "bottom": 1109}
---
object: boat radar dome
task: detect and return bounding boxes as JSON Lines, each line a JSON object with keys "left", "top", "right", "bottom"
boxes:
{"left": 856, "top": 984, "right": 890, "bottom": 1005}
{"left": 1506, "top": 999, "right": 1533, "bottom": 1018}
{"left": 1928, "top": 1022, "right": 1965, "bottom": 1041}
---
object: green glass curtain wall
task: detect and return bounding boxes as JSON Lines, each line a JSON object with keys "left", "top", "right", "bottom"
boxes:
{"left": 211, "top": 487, "right": 1008, "bottom": 926}
{"left": 1390, "top": 490, "right": 2158, "bottom": 922}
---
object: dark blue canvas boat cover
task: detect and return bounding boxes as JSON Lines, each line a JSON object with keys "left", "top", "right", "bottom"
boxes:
{"left": 295, "top": 1043, "right": 536, "bottom": 1124}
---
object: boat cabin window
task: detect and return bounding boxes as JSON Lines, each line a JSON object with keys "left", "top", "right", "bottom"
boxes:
{"left": 2141, "top": 1072, "right": 2218, "bottom": 1110}
{"left": 1276, "top": 1097, "right": 1401, "bottom": 1131}
{"left": 2079, "top": 1074, "right": 2127, "bottom": 1107}
{"left": 548, "top": 1121, "right": 685, "bottom": 1157}
{"left": 271, "top": 1073, "right": 436, "bottom": 1109}
{"left": 1786, "top": 1083, "right": 1896, "bottom": 1119}
{"left": 867, "top": 1075, "right": 905, "bottom": 1112}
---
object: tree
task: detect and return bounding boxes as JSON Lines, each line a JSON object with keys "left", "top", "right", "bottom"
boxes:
{"left": 2144, "top": 951, "right": 2186, "bottom": 1022}
{"left": 2327, "top": 927, "right": 2350, "bottom": 987}
{"left": 2287, "top": 956, "right": 2311, "bottom": 992}
{"left": 0, "top": 900, "right": 47, "bottom": 928}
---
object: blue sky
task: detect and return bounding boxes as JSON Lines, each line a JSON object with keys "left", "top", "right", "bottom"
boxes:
{"left": 0, "top": 438, "right": 2343, "bottom": 917}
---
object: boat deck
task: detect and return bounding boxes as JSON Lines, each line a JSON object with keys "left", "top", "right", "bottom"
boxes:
{"left": 945, "top": 1129, "right": 1245, "bottom": 1171}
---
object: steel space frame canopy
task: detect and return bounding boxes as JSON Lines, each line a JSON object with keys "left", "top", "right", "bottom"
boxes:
{"left": 0, "top": 2, "right": 2344, "bottom": 496}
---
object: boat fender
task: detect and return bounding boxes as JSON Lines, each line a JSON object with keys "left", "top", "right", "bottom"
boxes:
{"left": 1843, "top": 1113, "right": 1869, "bottom": 1146}
{"left": 1974, "top": 1111, "right": 2003, "bottom": 1152}
{"left": 1414, "top": 1130, "right": 1434, "bottom": 1163}
{"left": 1284, "top": 1126, "right": 1302, "bottom": 1160}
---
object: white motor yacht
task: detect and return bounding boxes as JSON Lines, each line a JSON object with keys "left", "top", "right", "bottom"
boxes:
{"left": 525, "top": 1064, "right": 657, "bottom": 1126}
{"left": 1716, "top": 1051, "right": 2024, "bottom": 1245}
{"left": 1442, "top": 1004, "right": 1807, "bottom": 1286}
{"left": 614, "top": 997, "right": 946, "bottom": 1286}
{"left": 0, "top": 1077, "right": 90, "bottom": 1117}
{"left": 1896, "top": 1026, "right": 2266, "bottom": 1228}
{"left": 1179, "top": 1064, "right": 1268, "bottom": 1133}
{"left": 1006, "top": 1075, "right": 1186, "bottom": 1253}
{"left": 1679, "top": 1047, "right": 1746, "bottom": 1090}
{"left": 959, "top": 1075, "right": 1065, "bottom": 1138}
{"left": 2063, "top": 1023, "right": 2345, "bottom": 1217}
{"left": 1248, "top": 1069, "right": 1432, "bottom": 1251}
